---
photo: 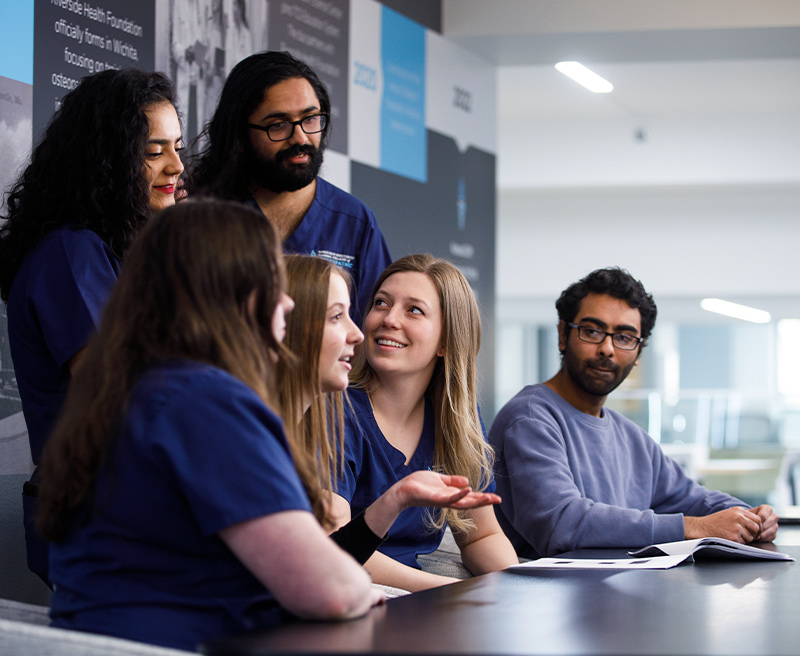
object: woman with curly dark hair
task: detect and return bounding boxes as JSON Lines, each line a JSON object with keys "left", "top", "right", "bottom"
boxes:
{"left": 0, "top": 68, "right": 183, "bottom": 584}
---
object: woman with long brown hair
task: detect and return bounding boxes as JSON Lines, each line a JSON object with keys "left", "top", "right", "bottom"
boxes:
{"left": 37, "top": 201, "right": 381, "bottom": 652}
{"left": 329, "top": 254, "right": 519, "bottom": 591}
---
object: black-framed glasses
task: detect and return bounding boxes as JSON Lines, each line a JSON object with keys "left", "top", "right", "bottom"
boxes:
{"left": 247, "top": 114, "right": 328, "bottom": 142}
{"left": 567, "top": 323, "right": 643, "bottom": 351}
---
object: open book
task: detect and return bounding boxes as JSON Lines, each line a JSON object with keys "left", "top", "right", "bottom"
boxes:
{"left": 629, "top": 537, "right": 794, "bottom": 561}
{"left": 508, "top": 538, "right": 793, "bottom": 571}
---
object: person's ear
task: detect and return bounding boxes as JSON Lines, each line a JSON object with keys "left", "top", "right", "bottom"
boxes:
{"left": 243, "top": 290, "right": 258, "bottom": 322}
{"left": 557, "top": 320, "right": 568, "bottom": 352}
{"left": 634, "top": 340, "right": 645, "bottom": 366}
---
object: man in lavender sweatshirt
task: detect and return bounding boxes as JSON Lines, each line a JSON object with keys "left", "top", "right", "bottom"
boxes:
{"left": 489, "top": 267, "right": 779, "bottom": 559}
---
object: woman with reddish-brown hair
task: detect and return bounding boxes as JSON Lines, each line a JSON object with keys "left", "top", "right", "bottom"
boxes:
{"left": 37, "top": 201, "right": 382, "bottom": 651}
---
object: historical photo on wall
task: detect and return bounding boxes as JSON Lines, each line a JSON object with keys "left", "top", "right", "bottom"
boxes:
{"left": 155, "top": 0, "right": 268, "bottom": 147}
{"left": 0, "top": 75, "right": 32, "bottom": 471}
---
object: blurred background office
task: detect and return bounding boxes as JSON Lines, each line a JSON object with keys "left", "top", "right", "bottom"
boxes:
{"left": 460, "top": 1, "right": 800, "bottom": 509}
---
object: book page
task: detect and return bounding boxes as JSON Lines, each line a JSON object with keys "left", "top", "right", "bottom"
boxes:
{"left": 629, "top": 538, "right": 794, "bottom": 561}
{"left": 509, "top": 554, "right": 690, "bottom": 571}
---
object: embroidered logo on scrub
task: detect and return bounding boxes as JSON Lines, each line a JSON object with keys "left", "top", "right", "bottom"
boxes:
{"left": 312, "top": 250, "right": 355, "bottom": 269}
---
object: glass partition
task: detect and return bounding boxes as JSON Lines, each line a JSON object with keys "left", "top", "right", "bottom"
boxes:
{"left": 495, "top": 312, "right": 800, "bottom": 506}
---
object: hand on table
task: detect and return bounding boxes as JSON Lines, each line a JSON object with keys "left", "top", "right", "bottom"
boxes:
{"left": 750, "top": 504, "right": 779, "bottom": 542}
{"left": 684, "top": 506, "right": 771, "bottom": 543}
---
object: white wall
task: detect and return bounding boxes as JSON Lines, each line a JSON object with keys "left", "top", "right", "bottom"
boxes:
{"left": 497, "top": 182, "right": 800, "bottom": 301}
{"left": 444, "top": 0, "right": 800, "bottom": 36}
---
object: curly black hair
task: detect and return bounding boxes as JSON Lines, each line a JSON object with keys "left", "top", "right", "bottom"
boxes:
{"left": 555, "top": 267, "right": 658, "bottom": 343}
{"left": 0, "top": 69, "right": 177, "bottom": 302}
{"left": 186, "top": 50, "right": 330, "bottom": 200}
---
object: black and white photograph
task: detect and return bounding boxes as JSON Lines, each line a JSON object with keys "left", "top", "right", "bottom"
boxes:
{"left": 0, "top": 74, "right": 31, "bottom": 475}
{"left": 155, "top": 0, "right": 268, "bottom": 145}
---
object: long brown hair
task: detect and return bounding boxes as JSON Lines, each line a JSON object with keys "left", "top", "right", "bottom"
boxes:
{"left": 350, "top": 254, "right": 492, "bottom": 534}
{"left": 37, "top": 200, "right": 305, "bottom": 541}
{"left": 278, "top": 255, "right": 351, "bottom": 527}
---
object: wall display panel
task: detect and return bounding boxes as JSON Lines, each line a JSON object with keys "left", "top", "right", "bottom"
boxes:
{"left": 349, "top": 0, "right": 426, "bottom": 181}
{"left": 349, "top": 15, "right": 497, "bottom": 412}
{"left": 348, "top": 0, "right": 380, "bottom": 167}
{"left": 0, "top": 76, "right": 32, "bottom": 217}
{"left": 0, "top": 0, "right": 34, "bottom": 84}
{"left": 352, "top": 135, "right": 497, "bottom": 414}
{"left": 0, "top": 60, "right": 39, "bottom": 603}
{"left": 32, "top": 0, "right": 155, "bottom": 142}
{"left": 426, "top": 29, "right": 495, "bottom": 156}
{"left": 0, "top": 300, "right": 28, "bottom": 473}
{"left": 268, "top": 0, "right": 349, "bottom": 155}
{"left": 154, "top": 0, "right": 269, "bottom": 146}
{"left": 0, "top": 75, "right": 33, "bottom": 471}
{"left": 378, "top": 0, "right": 440, "bottom": 32}
{"left": 379, "top": 8, "right": 425, "bottom": 181}
{"left": 154, "top": 0, "right": 344, "bottom": 151}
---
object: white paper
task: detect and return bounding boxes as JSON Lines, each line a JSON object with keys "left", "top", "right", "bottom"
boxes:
{"left": 509, "top": 554, "right": 690, "bottom": 571}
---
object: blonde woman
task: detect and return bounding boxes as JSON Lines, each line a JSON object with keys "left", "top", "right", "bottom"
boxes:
{"left": 280, "top": 254, "right": 501, "bottom": 564}
{"left": 329, "top": 254, "right": 518, "bottom": 591}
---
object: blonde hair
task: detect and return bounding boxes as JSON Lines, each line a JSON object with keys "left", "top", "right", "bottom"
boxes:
{"left": 350, "top": 254, "right": 492, "bottom": 534}
{"left": 278, "top": 255, "right": 352, "bottom": 527}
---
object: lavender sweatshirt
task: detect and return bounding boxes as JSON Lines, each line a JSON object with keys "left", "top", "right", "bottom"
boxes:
{"left": 489, "top": 384, "right": 746, "bottom": 558}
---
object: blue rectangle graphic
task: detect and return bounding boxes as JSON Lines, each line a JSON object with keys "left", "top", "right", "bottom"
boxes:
{"left": 0, "top": 0, "right": 34, "bottom": 84}
{"left": 380, "top": 7, "right": 426, "bottom": 183}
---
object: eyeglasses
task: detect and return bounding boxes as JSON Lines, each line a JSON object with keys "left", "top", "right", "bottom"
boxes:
{"left": 567, "top": 323, "right": 644, "bottom": 351}
{"left": 247, "top": 114, "right": 328, "bottom": 142}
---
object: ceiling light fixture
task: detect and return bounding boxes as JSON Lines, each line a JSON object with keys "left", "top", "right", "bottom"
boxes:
{"left": 700, "top": 298, "right": 771, "bottom": 324}
{"left": 555, "top": 61, "right": 613, "bottom": 93}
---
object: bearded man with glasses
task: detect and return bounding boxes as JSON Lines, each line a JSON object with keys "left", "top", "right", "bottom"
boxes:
{"left": 489, "top": 267, "right": 778, "bottom": 559}
{"left": 188, "top": 51, "right": 391, "bottom": 323}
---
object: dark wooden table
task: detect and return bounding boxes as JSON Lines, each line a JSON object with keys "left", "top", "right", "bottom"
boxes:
{"left": 201, "top": 529, "right": 800, "bottom": 656}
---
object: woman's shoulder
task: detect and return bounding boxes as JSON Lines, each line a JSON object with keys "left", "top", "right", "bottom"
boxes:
{"left": 344, "top": 387, "right": 378, "bottom": 428}
{"left": 129, "top": 360, "right": 290, "bottom": 456}
{"left": 7, "top": 227, "right": 120, "bottom": 317}
{"left": 342, "top": 387, "right": 378, "bottom": 442}
{"left": 137, "top": 360, "right": 281, "bottom": 424}
{"left": 345, "top": 386, "right": 370, "bottom": 410}
{"left": 140, "top": 358, "right": 253, "bottom": 392}
{"left": 21, "top": 227, "right": 116, "bottom": 272}
{"left": 41, "top": 225, "right": 107, "bottom": 248}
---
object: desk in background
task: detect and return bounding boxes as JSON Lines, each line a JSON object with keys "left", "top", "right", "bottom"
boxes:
{"left": 202, "top": 529, "right": 800, "bottom": 656}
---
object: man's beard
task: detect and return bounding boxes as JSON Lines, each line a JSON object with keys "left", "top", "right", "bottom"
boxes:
{"left": 249, "top": 142, "right": 324, "bottom": 193}
{"left": 563, "top": 347, "right": 636, "bottom": 398}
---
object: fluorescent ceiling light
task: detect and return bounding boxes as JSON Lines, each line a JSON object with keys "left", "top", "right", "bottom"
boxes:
{"left": 700, "top": 298, "right": 772, "bottom": 324}
{"left": 555, "top": 61, "right": 613, "bottom": 93}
